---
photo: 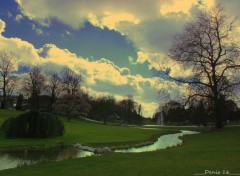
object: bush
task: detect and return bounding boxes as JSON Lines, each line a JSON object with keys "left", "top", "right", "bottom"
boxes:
{"left": 1, "top": 110, "right": 64, "bottom": 138}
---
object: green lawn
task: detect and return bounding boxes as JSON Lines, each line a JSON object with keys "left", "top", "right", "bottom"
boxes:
{"left": 1, "top": 109, "right": 239, "bottom": 176}
{"left": 0, "top": 109, "right": 23, "bottom": 124}
{"left": 0, "top": 126, "right": 239, "bottom": 176}
{"left": 0, "top": 109, "right": 173, "bottom": 150}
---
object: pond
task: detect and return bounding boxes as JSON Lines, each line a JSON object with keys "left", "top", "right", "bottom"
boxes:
{"left": 0, "top": 148, "right": 94, "bottom": 171}
{"left": 115, "top": 130, "right": 200, "bottom": 153}
{"left": 0, "top": 130, "right": 199, "bottom": 171}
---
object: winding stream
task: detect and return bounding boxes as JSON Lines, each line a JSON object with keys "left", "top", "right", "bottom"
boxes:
{"left": 115, "top": 130, "right": 200, "bottom": 153}
{"left": 0, "top": 130, "right": 199, "bottom": 171}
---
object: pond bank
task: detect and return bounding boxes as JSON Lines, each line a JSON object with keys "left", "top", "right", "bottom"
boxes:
{"left": 115, "top": 130, "right": 200, "bottom": 153}
{"left": 0, "top": 130, "right": 200, "bottom": 171}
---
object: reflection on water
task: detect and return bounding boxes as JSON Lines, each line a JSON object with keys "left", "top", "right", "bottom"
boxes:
{"left": 0, "top": 148, "right": 94, "bottom": 171}
{"left": 57, "top": 148, "right": 94, "bottom": 160}
{"left": 0, "top": 130, "right": 200, "bottom": 171}
{"left": 0, "top": 154, "right": 25, "bottom": 171}
{"left": 115, "top": 130, "right": 200, "bottom": 153}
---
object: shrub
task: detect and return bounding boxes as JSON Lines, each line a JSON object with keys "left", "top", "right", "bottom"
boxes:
{"left": 1, "top": 110, "right": 64, "bottom": 138}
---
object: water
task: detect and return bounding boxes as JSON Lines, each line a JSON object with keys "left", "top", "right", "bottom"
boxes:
{"left": 0, "top": 148, "right": 94, "bottom": 171}
{"left": 0, "top": 130, "right": 199, "bottom": 171}
{"left": 115, "top": 130, "right": 200, "bottom": 153}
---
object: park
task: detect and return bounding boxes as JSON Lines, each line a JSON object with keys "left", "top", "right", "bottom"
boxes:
{"left": 0, "top": 109, "right": 240, "bottom": 176}
{"left": 0, "top": 1, "right": 240, "bottom": 176}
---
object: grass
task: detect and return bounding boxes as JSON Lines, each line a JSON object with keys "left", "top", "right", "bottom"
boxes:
{"left": 0, "top": 109, "right": 22, "bottom": 124}
{"left": 0, "top": 109, "right": 175, "bottom": 151}
{"left": 1, "top": 109, "right": 239, "bottom": 176}
{"left": 0, "top": 126, "right": 239, "bottom": 176}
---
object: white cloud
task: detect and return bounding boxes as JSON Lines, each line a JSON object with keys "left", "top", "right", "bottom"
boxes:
{"left": 15, "top": 0, "right": 239, "bottom": 61}
{"left": 136, "top": 51, "right": 150, "bottom": 64}
{"left": 0, "top": 36, "right": 42, "bottom": 66}
{"left": 100, "top": 12, "right": 140, "bottom": 30}
{"left": 160, "top": 0, "right": 198, "bottom": 15}
{"left": 15, "top": 0, "right": 222, "bottom": 79}
{"left": 217, "top": 0, "right": 240, "bottom": 18}
{"left": 15, "top": 0, "right": 216, "bottom": 53}
{"left": 160, "top": 0, "right": 214, "bottom": 16}
{"left": 0, "top": 24, "right": 188, "bottom": 116}
{"left": 6, "top": 0, "right": 240, "bottom": 115}
{"left": 0, "top": 19, "right": 6, "bottom": 34}
{"left": 15, "top": 14, "right": 23, "bottom": 22}
{"left": 32, "top": 24, "right": 44, "bottom": 36}
{"left": 37, "top": 44, "right": 169, "bottom": 116}
{"left": 136, "top": 51, "right": 192, "bottom": 78}
{"left": 13, "top": 0, "right": 212, "bottom": 85}
{"left": 15, "top": 0, "right": 160, "bottom": 29}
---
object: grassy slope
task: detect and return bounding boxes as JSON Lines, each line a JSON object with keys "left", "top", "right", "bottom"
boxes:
{"left": 1, "top": 109, "right": 239, "bottom": 175}
{"left": 0, "top": 109, "right": 172, "bottom": 150}
{"left": 0, "top": 109, "right": 22, "bottom": 123}
{"left": 0, "top": 127, "right": 239, "bottom": 176}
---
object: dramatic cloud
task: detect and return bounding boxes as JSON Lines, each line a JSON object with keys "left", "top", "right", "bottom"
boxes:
{"left": 3, "top": 0, "right": 240, "bottom": 115}
{"left": 15, "top": 0, "right": 219, "bottom": 75}
{"left": 15, "top": 0, "right": 160, "bottom": 27}
{"left": 217, "top": 0, "right": 240, "bottom": 18}
{"left": 0, "top": 21, "right": 187, "bottom": 116}
{"left": 15, "top": 0, "right": 211, "bottom": 53}
{"left": 160, "top": 0, "right": 214, "bottom": 15}
{"left": 0, "top": 23, "right": 42, "bottom": 66}
{"left": 136, "top": 51, "right": 192, "bottom": 78}
{"left": 0, "top": 19, "right": 6, "bottom": 34}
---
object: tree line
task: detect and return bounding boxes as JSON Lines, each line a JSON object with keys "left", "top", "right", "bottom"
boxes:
{"left": 153, "top": 98, "right": 240, "bottom": 126}
{"left": 0, "top": 55, "right": 144, "bottom": 124}
{"left": 1, "top": 5, "right": 240, "bottom": 128}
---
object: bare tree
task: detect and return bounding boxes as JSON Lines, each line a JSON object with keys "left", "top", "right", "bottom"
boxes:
{"left": 165, "top": 5, "right": 240, "bottom": 128}
{"left": 120, "top": 95, "right": 135, "bottom": 124}
{"left": 22, "top": 66, "right": 47, "bottom": 110}
{"left": 61, "top": 67, "right": 82, "bottom": 95}
{"left": 0, "top": 51, "right": 16, "bottom": 109}
{"left": 53, "top": 94, "right": 91, "bottom": 122}
{"left": 47, "top": 72, "right": 62, "bottom": 109}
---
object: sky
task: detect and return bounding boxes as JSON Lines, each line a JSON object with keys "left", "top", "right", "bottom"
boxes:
{"left": 0, "top": 0, "right": 240, "bottom": 117}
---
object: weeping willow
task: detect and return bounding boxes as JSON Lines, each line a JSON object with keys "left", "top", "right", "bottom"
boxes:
{"left": 1, "top": 110, "right": 64, "bottom": 138}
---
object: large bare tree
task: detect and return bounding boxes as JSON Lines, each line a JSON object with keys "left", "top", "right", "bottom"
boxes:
{"left": 61, "top": 67, "right": 82, "bottom": 95}
{"left": 120, "top": 95, "right": 136, "bottom": 124}
{"left": 53, "top": 94, "right": 91, "bottom": 122}
{"left": 0, "top": 51, "right": 16, "bottom": 109}
{"left": 47, "top": 72, "right": 62, "bottom": 109}
{"left": 167, "top": 6, "right": 240, "bottom": 128}
{"left": 22, "top": 66, "right": 47, "bottom": 110}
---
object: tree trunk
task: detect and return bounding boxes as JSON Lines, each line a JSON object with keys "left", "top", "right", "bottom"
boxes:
{"left": 214, "top": 100, "right": 223, "bottom": 129}
{"left": 50, "top": 91, "right": 56, "bottom": 112}
{"left": 31, "top": 93, "right": 40, "bottom": 110}
{"left": 0, "top": 101, "right": 5, "bottom": 109}
{"left": 1, "top": 77, "right": 6, "bottom": 109}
